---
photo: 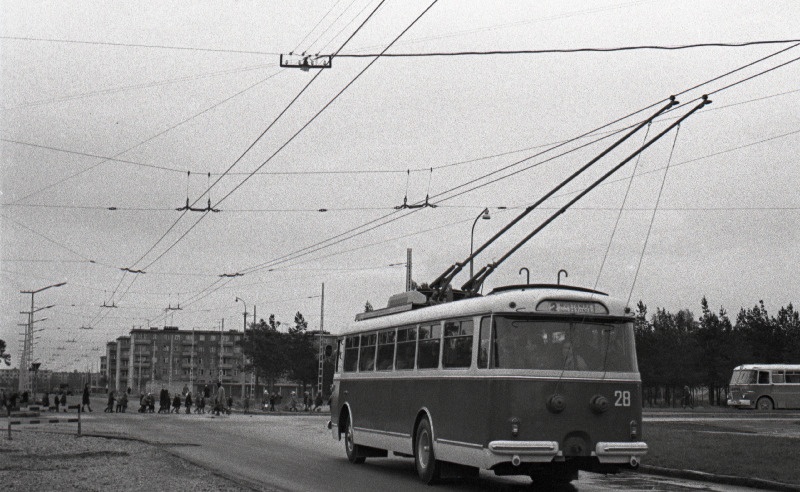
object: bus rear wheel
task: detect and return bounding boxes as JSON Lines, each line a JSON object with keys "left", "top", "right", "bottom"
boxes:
{"left": 345, "top": 415, "right": 366, "bottom": 464}
{"left": 756, "top": 397, "right": 774, "bottom": 411}
{"left": 414, "top": 417, "right": 441, "bottom": 484}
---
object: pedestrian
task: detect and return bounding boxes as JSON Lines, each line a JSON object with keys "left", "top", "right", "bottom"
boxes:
{"left": 42, "top": 392, "right": 50, "bottom": 410}
{"left": 172, "top": 394, "right": 181, "bottom": 414}
{"left": 199, "top": 395, "right": 205, "bottom": 414}
{"left": 682, "top": 385, "right": 694, "bottom": 409}
{"left": 60, "top": 391, "right": 67, "bottom": 412}
{"left": 243, "top": 395, "right": 250, "bottom": 413}
{"left": 314, "top": 392, "right": 323, "bottom": 412}
{"left": 226, "top": 395, "right": 233, "bottom": 415}
{"left": 138, "top": 394, "right": 147, "bottom": 413}
{"left": 289, "top": 391, "right": 298, "bottom": 412}
{"left": 116, "top": 392, "right": 124, "bottom": 412}
{"left": 268, "top": 392, "right": 276, "bottom": 412}
{"left": 147, "top": 393, "right": 155, "bottom": 413}
{"left": 121, "top": 392, "right": 128, "bottom": 412}
{"left": 184, "top": 392, "right": 192, "bottom": 414}
{"left": 303, "top": 391, "right": 310, "bottom": 411}
{"left": 105, "top": 390, "right": 115, "bottom": 412}
{"left": 82, "top": 383, "right": 93, "bottom": 412}
{"left": 203, "top": 384, "right": 210, "bottom": 399}
{"left": 214, "top": 382, "right": 225, "bottom": 416}
{"left": 54, "top": 391, "right": 61, "bottom": 412}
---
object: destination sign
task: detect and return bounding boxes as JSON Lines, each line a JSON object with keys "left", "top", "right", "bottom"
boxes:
{"left": 535, "top": 300, "right": 608, "bottom": 314}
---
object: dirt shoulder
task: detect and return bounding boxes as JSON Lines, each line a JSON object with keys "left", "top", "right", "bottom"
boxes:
{"left": 1, "top": 429, "right": 249, "bottom": 491}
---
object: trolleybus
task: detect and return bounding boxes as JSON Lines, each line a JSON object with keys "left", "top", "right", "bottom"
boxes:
{"left": 727, "top": 364, "right": 800, "bottom": 410}
{"left": 329, "top": 284, "right": 648, "bottom": 484}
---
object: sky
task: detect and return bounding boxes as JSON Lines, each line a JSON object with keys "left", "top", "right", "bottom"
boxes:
{"left": 1, "top": 0, "right": 799, "bottom": 373}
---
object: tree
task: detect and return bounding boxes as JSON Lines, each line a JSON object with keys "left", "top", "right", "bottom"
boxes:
{"left": 364, "top": 301, "right": 374, "bottom": 312}
{"left": 696, "top": 297, "right": 734, "bottom": 405}
{"left": 286, "top": 312, "right": 317, "bottom": 393}
{"left": 241, "top": 317, "right": 289, "bottom": 392}
{"left": 0, "top": 339, "right": 9, "bottom": 366}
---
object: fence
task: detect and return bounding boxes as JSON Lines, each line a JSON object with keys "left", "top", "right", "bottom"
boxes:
{"left": 6, "top": 404, "right": 82, "bottom": 440}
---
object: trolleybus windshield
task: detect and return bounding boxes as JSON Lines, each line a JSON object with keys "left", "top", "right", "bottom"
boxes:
{"left": 481, "top": 316, "right": 636, "bottom": 372}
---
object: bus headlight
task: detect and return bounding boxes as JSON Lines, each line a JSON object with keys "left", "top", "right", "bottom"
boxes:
{"left": 590, "top": 395, "right": 609, "bottom": 414}
{"left": 547, "top": 394, "right": 566, "bottom": 414}
{"left": 630, "top": 420, "right": 638, "bottom": 440}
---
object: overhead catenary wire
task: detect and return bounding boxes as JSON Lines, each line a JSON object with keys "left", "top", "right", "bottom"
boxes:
{"left": 332, "top": 39, "right": 800, "bottom": 58}
{"left": 223, "top": 44, "right": 800, "bottom": 285}
{"left": 57, "top": 31, "right": 800, "bottom": 330}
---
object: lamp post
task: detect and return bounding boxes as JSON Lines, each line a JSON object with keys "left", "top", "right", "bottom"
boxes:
{"left": 235, "top": 297, "right": 248, "bottom": 401}
{"left": 470, "top": 208, "right": 491, "bottom": 279}
{"left": 19, "top": 282, "right": 66, "bottom": 393}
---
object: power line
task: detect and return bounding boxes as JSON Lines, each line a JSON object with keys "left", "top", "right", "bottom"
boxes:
{"left": 333, "top": 39, "right": 800, "bottom": 58}
{"left": 1, "top": 35, "right": 278, "bottom": 56}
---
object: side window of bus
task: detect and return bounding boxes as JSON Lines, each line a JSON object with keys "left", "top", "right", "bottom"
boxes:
{"left": 376, "top": 330, "right": 396, "bottom": 371}
{"left": 395, "top": 326, "right": 417, "bottom": 370}
{"left": 359, "top": 333, "right": 377, "bottom": 372}
{"left": 344, "top": 336, "right": 359, "bottom": 372}
{"left": 443, "top": 319, "right": 474, "bottom": 368}
{"left": 786, "top": 371, "right": 800, "bottom": 384}
{"left": 478, "top": 317, "right": 491, "bottom": 368}
{"left": 417, "top": 323, "right": 441, "bottom": 369}
{"left": 772, "top": 371, "right": 786, "bottom": 384}
{"left": 758, "top": 371, "right": 770, "bottom": 384}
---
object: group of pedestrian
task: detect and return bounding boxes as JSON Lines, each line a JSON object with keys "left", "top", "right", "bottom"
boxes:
{"left": 260, "top": 390, "right": 325, "bottom": 412}
{"left": 104, "top": 389, "right": 129, "bottom": 412}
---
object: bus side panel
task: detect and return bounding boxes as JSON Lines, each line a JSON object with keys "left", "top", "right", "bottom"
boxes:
{"left": 340, "top": 375, "right": 642, "bottom": 460}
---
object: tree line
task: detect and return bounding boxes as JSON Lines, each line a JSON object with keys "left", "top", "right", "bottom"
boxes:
{"left": 239, "top": 312, "right": 331, "bottom": 395}
{"left": 634, "top": 297, "right": 800, "bottom": 406}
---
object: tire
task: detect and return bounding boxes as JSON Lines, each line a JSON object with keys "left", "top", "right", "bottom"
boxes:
{"left": 756, "top": 397, "right": 774, "bottom": 411}
{"left": 414, "top": 417, "right": 441, "bottom": 484}
{"left": 344, "top": 415, "right": 366, "bottom": 464}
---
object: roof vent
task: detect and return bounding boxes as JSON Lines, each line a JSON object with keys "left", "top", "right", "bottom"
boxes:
{"left": 387, "top": 290, "right": 428, "bottom": 308}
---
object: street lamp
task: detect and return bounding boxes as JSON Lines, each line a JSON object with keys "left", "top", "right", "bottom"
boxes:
{"left": 470, "top": 208, "right": 491, "bottom": 278}
{"left": 19, "top": 282, "right": 66, "bottom": 393}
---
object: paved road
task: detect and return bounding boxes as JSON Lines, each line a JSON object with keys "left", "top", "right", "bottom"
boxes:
{"left": 42, "top": 410, "right": 763, "bottom": 492}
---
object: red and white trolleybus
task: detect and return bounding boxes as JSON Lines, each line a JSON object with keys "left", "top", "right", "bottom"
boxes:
{"left": 330, "top": 284, "right": 648, "bottom": 484}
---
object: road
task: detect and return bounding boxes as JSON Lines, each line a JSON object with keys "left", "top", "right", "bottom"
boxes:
{"left": 44, "top": 409, "right": 768, "bottom": 492}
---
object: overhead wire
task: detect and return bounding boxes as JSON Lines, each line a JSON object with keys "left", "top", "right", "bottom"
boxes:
{"left": 333, "top": 39, "right": 800, "bottom": 58}
{"left": 230, "top": 43, "right": 800, "bottom": 280}
{"left": 128, "top": 0, "right": 394, "bottom": 269}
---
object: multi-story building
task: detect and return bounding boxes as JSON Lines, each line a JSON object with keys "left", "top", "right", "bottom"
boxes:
{"left": 111, "top": 326, "right": 251, "bottom": 399}
{"left": 99, "top": 326, "right": 338, "bottom": 403}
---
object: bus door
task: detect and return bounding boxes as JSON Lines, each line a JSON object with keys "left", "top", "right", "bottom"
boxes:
{"left": 770, "top": 370, "right": 788, "bottom": 409}
{"left": 786, "top": 370, "right": 800, "bottom": 409}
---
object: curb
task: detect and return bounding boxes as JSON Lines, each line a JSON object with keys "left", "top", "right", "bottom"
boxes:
{"left": 639, "top": 465, "right": 800, "bottom": 491}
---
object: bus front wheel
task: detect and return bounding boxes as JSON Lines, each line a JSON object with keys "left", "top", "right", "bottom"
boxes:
{"left": 756, "top": 397, "right": 774, "bottom": 411}
{"left": 415, "top": 417, "right": 441, "bottom": 484}
{"left": 345, "top": 416, "right": 366, "bottom": 464}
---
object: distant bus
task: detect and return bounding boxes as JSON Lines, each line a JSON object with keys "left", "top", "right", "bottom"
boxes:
{"left": 727, "top": 364, "right": 800, "bottom": 410}
{"left": 329, "top": 285, "right": 647, "bottom": 485}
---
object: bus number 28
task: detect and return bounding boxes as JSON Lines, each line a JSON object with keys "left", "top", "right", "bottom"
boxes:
{"left": 614, "top": 390, "right": 631, "bottom": 407}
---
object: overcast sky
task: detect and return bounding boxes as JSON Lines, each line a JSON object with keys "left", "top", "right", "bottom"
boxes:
{"left": 2, "top": 0, "right": 798, "bottom": 372}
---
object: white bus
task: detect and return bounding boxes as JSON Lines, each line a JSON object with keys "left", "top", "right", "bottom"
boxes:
{"left": 727, "top": 364, "right": 800, "bottom": 410}
{"left": 329, "top": 284, "right": 648, "bottom": 485}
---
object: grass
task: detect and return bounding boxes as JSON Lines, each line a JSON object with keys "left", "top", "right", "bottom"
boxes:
{"left": 643, "top": 421, "right": 800, "bottom": 486}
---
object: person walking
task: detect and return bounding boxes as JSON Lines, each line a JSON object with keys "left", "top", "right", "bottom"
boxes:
{"left": 269, "top": 392, "right": 276, "bottom": 412}
{"left": 314, "top": 392, "right": 323, "bottom": 412}
{"left": 172, "top": 394, "right": 181, "bottom": 414}
{"left": 82, "top": 383, "right": 93, "bottom": 412}
{"left": 60, "top": 391, "right": 67, "bottom": 412}
{"left": 184, "top": 392, "right": 192, "bottom": 414}
{"left": 105, "top": 390, "right": 115, "bottom": 413}
{"left": 214, "top": 382, "right": 225, "bottom": 416}
{"left": 289, "top": 391, "right": 298, "bottom": 412}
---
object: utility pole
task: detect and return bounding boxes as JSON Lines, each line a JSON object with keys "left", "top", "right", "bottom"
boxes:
{"left": 150, "top": 339, "right": 155, "bottom": 393}
{"left": 219, "top": 319, "right": 224, "bottom": 382}
{"left": 190, "top": 328, "right": 195, "bottom": 394}
{"left": 317, "top": 283, "right": 325, "bottom": 397}
{"left": 168, "top": 332, "right": 174, "bottom": 390}
{"left": 406, "top": 248, "right": 413, "bottom": 291}
{"left": 251, "top": 305, "right": 256, "bottom": 398}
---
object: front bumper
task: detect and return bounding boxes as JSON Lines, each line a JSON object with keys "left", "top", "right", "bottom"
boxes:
{"left": 727, "top": 398, "right": 752, "bottom": 408}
